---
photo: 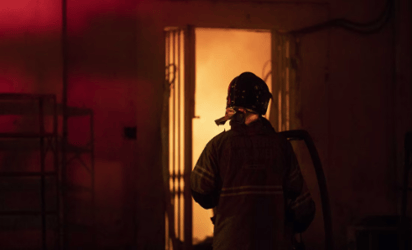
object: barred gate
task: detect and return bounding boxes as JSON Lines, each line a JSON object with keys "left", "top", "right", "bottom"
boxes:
{"left": 163, "top": 26, "right": 195, "bottom": 250}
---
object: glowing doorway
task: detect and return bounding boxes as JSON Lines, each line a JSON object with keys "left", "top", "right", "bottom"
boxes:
{"left": 192, "top": 28, "right": 272, "bottom": 244}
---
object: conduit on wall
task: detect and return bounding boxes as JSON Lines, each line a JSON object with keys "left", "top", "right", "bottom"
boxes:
{"left": 61, "top": 0, "right": 68, "bottom": 248}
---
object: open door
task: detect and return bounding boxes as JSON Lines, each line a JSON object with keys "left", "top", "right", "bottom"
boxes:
{"left": 272, "top": 31, "right": 334, "bottom": 249}
{"left": 163, "top": 26, "right": 195, "bottom": 250}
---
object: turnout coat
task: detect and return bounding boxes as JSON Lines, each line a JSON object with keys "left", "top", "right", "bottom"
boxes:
{"left": 191, "top": 117, "right": 315, "bottom": 250}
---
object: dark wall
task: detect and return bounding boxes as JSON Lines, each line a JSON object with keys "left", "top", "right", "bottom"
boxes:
{"left": 65, "top": 1, "right": 141, "bottom": 248}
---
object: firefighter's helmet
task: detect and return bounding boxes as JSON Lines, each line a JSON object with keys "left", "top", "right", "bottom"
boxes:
{"left": 226, "top": 72, "right": 272, "bottom": 115}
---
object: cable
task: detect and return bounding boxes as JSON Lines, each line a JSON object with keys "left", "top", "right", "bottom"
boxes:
{"left": 279, "top": 0, "right": 394, "bottom": 36}
{"left": 262, "top": 60, "right": 272, "bottom": 82}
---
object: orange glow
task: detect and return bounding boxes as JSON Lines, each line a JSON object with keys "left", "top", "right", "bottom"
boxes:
{"left": 193, "top": 28, "right": 271, "bottom": 244}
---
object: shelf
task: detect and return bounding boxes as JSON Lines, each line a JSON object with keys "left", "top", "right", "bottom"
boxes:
{"left": 0, "top": 101, "right": 92, "bottom": 117}
{"left": 0, "top": 93, "right": 95, "bottom": 248}
{"left": 0, "top": 93, "right": 55, "bottom": 100}
{"left": 0, "top": 140, "right": 92, "bottom": 153}
{"left": 66, "top": 143, "right": 92, "bottom": 153}
{"left": 0, "top": 211, "right": 58, "bottom": 216}
{"left": 0, "top": 132, "right": 56, "bottom": 138}
{"left": 0, "top": 172, "right": 57, "bottom": 177}
{"left": 65, "top": 184, "right": 92, "bottom": 193}
{"left": 66, "top": 223, "right": 93, "bottom": 232}
{"left": 60, "top": 105, "right": 93, "bottom": 116}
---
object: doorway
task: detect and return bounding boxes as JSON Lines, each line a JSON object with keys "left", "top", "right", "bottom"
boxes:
{"left": 163, "top": 26, "right": 296, "bottom": 249}
{"left": 192, "top": 28, "right": 272, "bottom": 244}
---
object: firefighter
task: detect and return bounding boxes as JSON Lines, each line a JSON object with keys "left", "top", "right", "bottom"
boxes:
{"left": 190, "top": 72, "right": 315, "bottom": 250}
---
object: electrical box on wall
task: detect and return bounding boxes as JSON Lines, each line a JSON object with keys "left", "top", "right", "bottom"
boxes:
{"left": 124, "top": 126, "right": 137, "bottom": 140}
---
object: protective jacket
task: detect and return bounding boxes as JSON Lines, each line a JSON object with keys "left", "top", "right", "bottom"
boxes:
{"left": 191, "top": 116, "right": 315, "bottom": 250}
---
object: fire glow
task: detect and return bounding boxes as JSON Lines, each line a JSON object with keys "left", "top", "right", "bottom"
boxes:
{"left": 193, "top": 28, "right": 271, "bottom": 243}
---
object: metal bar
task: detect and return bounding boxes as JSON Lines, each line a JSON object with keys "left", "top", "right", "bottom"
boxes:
{"left": 285, "top": 39, "right": 289, "bottom": 130}
{"left": 65, "top": 150, "right": 89, "bottom": 168}
{"left": 0, "top": 94, "right": 56, "bottom": 100}
{"left": 165, "top": 30, "right": 171, "bottom": 250}
{"left": 401, "top": 132, "right": 412, "bottom": 218}
{"left": 170, "top": 190, "right": 185, "bottom": 196}
{"left": 281, "top": 36, "right": 286, "bottom": 131}
{"left": 165, "top": 31, "right": 170, "bottom": 250}
{"left": 293, "top": 37, "right": 303, "bottom": 130}
{"left": 177, "top": 29, "right": 182, "bottom": 240}
{"left": 285, "top": 39, "right": 291, "bottom": 130}
{"left": 61, "top": 0, "right": 68, "bottom": 247}
{"left": 400, "top": 132, "right": 412, "bottom": 250}
{"left": 65, "top": 183, "right": 92, "bottom": 192}
{"left": 0, "top": 133, "right": 55, "bottom": 138}
{"left": 166, "top": 31, "right": 170, "bottom": 86}
{"left": 166, "top": 30, "right": 179, "bottom": 250}
{"left": 169, "top": 173, "right": 186, "bottom": 179}
{"left": 0, "top": 211, "right": 58, "bottom": 216}
{"left": 90, "top": 112, "right": 96, "bottom": 247}
{"left": 65, "top": 142, "right": 92, "bottom": 153}
{"left": 0, "top": 172, "right": 56, "bottom": 177}
{"left": 39, "top": 98, "right": 47, "bottom": 250}
{"left": 172, "top": 29, "right": 177, "bottom": 239}
{"left": 45, "top": 137, "right": 53, "bottom": 153}
{"left": 73, "top": 155, "right": 92, "bottom": 173}
{"left": 279, "top": 32, "right": 284, "bottom": 131}
{"left": 172, "top": 29, "right": 177, "bottom": 241}
{"left": 270, "top": 31, "right": 279, "bottom": 131}
{"left": 277, "top": 34, "right": 282, "bottom": 131}
{"left": 183, "top": 25, "right": 195, "bottom": 250}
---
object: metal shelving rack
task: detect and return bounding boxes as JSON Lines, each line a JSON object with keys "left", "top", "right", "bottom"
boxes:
{"left": 0, "top": 93, "right": 95, "bottom": 250}
{"left": 61, "top": 105, "right": 95, "bottom": 249}
{"left": 0, "top": 93, "right": 60, "bottom": 250}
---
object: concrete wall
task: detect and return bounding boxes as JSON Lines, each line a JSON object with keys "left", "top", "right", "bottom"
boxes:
{"left": 0, "top": 0, "right": 411, "bottom": 249}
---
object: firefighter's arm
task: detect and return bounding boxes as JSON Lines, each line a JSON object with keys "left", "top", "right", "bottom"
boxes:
{"left": 191, "top": 189, "right": 220, "bottom": 209}
{"left": 190, "top": 140, "right": 220, "bottom": 209}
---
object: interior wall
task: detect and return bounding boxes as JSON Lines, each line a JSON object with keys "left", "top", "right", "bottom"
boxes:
{"left": 0, "top": 0, "right": 410, "bottom": 249}
{"left": 328, "top": 24, "right": 396, "bottom": 248}
{"left": 65, "top": 1, "right": 139, "bottom": 248}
